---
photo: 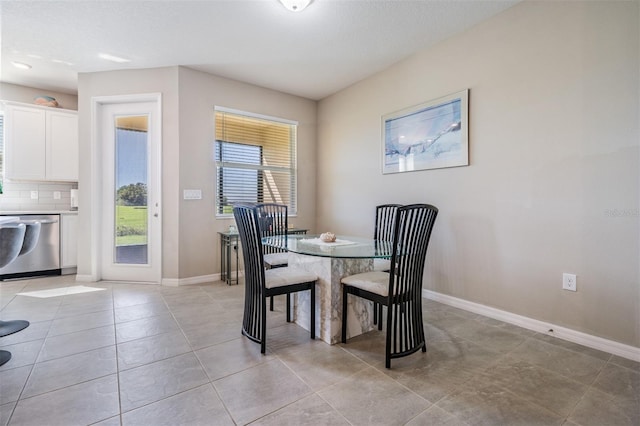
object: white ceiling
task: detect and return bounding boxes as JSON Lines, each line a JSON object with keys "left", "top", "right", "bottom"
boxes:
{"left": 0, "top": 0, "right": 519, "bottom": 101}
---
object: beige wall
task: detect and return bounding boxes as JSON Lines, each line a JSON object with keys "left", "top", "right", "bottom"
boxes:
{"left": 76, "top": 66, "right": 316, "bottom": 280}
{"left": 0, "top": 82, "right": 78, "bottom": 110}
{"left": 177, "top": 67, "right": 316, "bottom": 277}
{"left": 317, "top": 1, "right": 639, "bottom": 347}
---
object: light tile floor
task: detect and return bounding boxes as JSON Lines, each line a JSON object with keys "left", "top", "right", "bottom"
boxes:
{"left": 0, "top": 275, "right": 638, "bottom": 426}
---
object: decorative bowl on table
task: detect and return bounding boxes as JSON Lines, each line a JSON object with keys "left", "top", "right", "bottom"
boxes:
{"left": 319, "top": 232, "right": 336, "bottom": 242}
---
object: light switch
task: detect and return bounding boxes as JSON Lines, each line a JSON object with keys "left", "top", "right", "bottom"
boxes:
{"left": 31, "top": 191, "right": 39, "bottom": 200}
{"left": 54, "top": 191, "right": 61, "bottom": 200}
{"left": 183, "top": 189, "right": 202, "bottom": 200}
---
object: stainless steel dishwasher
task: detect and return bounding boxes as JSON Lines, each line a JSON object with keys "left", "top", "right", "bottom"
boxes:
{"left": 0, "top": 214, "right": 61, "bottom": 280}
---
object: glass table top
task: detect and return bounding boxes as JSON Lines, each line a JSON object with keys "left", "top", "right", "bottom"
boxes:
{"left": 262, "top": 234, "right": 392, "bottom": 259}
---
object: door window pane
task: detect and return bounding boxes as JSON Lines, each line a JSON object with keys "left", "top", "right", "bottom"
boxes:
{"left": 114, "top": 116, "right": 148, "bottom": 264}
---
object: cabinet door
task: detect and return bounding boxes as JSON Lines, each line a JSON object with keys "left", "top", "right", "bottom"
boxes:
{"left": 47, "top": 111, "right": 78, "bottom": 181}
{"left": 5, "top": 105, "right": 47, "bottom": 180}
{"left": 61, "top": 214, "right": 78, "bottom": 268}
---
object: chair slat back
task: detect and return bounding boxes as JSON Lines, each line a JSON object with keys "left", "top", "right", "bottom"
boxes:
{"left": 256, "top": 203, "right": 288, "bottom": 255}
{"left": 233, "top": 205, "right": 266, "bottom": 341}
{"left": 374, "top": 204, "right": 401, "bottom": 242}
{"left": 387, "top": 204, "right": 438, "bottom": 356}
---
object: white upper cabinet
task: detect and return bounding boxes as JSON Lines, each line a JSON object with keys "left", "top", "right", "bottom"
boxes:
{"left": 46, "top": 110, "right": 79, "bottom": 181}
{"left": 5, "top": 104, "right": 47, "bottom": 180}
{"left": 4, "top": 102, "right": 78, "bottom": 182}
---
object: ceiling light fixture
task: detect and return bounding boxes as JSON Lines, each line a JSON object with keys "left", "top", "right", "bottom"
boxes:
{"left": 12, "top": 61, "right": 32, "bottom": 70}
{"left": 99, "top": 53, "right": 131, "bottom": 63}
{"left": 279, "top": 0, "right": 312, "bottom": 12}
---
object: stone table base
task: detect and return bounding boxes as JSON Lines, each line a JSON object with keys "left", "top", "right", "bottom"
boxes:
{"left": 289, "top": 253, "right": 376, "bottom": 344}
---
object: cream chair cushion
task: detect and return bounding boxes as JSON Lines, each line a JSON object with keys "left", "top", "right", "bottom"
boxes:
{"left": 372, "top": 258, "right": 391, "bottom": 272}
{"left": 341, "top": 271, "right": 390, "bottom": 297}
{"left": 265, "top": 267, "right": 317, "bottom": 289}
{"left": 264, "top": 252, "right": 289, "bottom": 267}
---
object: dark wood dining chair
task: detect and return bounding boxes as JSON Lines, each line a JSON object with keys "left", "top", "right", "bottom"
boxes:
{"left": 341, "top": 204, "right": 438, "bottom": 368}
{"left": 255, "top": 203, "right": 290, "bottom": 312}
{"left": 233, "top": 205, "right": 317, "bottom": 354}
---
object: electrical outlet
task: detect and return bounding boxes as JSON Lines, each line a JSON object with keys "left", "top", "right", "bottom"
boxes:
{"left": 30, "top": 191, "right": 39, "bottom": 200}
{"left": 563, "top": 273, "right": 577, "bottom": 292}
{"left": 53, "top": 191, "right": 61, "bottom": 200}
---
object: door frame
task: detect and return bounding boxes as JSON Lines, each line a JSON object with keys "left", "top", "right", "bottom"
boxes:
{"left": 90, "top": 93, "right": 162, "bottom": 283}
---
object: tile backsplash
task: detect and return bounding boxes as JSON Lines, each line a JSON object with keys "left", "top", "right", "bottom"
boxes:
{"left": 0, "top": 181, "right": 77, "bottom": 212}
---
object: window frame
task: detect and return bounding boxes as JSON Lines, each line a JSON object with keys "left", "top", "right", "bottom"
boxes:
{"left": 214, "top": 107, "right": 298, "bottom": 218}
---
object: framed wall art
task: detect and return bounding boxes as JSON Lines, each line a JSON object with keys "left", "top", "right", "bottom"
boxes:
{"left": 382, "top": 89, "right": 469, "bottom": 174}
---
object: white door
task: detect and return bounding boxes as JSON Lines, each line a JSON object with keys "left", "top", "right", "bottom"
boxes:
{"left": 99, "top": 100, "right": 161, "bottom": 282}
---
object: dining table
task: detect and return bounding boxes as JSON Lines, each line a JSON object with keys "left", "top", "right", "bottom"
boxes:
{"left": 262, "top": 234, "right": 392, "bottom": 344}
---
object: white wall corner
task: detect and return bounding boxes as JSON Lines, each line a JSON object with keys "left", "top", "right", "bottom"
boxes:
{"left": 423, "top": 289, "right": 640, "bottom": 362}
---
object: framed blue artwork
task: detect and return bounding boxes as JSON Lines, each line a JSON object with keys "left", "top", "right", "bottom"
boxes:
{"left": 382, "top": 89, "right": 469, "bottom": 174}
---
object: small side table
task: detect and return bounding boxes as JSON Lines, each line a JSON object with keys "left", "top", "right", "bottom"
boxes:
{"left": 289, "top": 229, "right": 308, "bottom": 235}
{"left": 218, "top": 232, "right": 239, "bottom": 285}
{"left": 218, "top": 229, "right": 308, "bottom": 286}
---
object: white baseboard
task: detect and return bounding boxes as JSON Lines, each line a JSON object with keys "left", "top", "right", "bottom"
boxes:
{"left": 161, "top": 274, "right": 220, "bottom": 287}
{"left": 162, "top": 272, "right": 245, "bottom": 286}
{"left": 423, "top": 289, "right": 640, "bottom": 362}
{"left": 77, "top": 272, "right": 239, "bottom": 287}
{"left": 61, "top": 267, "right": 77, "bottom": 276}
{"left": 75, "top": 274, "right": 99, "bottom": 282}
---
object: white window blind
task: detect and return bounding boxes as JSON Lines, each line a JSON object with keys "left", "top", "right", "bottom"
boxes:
{"left": 214, "top": 109, "right": 297, "bottom": 216}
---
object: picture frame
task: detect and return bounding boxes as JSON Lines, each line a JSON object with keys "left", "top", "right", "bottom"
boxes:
{"left": 382, "top": 89, "right": 469, "bottom": 174}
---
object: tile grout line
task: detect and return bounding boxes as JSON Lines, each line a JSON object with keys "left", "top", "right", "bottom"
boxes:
{"left": 4, "top": 279, "right": 638, "bottom": 426}
{"left": 3, "top": 279, "right": 61, "bottom": 426}
{"left": 163, "top": 286, "right": 239, "bottom": 426}
{"left": 394, "top": 317, "right": 571, "bottom": 424}
{"left": 0, "top": 279, "right": 72, "bottom": 425}
{"left": 469, "top": 332, "right": 588, "bottom": 423}
{"left": 561, "top": 355, "right": 615, "bottom": 426}
{"left": 110, "top": 288, "right": 124, "bottom": 426}
{"left": 457, "top": 332, "right": 600, "bottom": 424}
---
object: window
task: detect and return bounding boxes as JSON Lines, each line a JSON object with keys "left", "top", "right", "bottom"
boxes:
{"left": 214, "top": 108, "right": 297, "bottom": 216}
